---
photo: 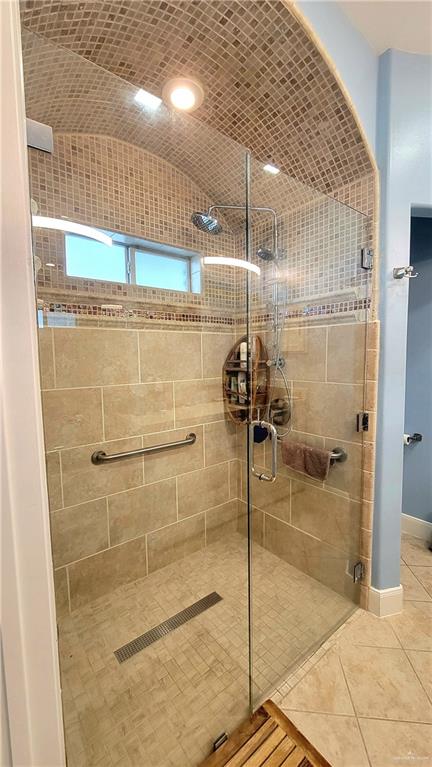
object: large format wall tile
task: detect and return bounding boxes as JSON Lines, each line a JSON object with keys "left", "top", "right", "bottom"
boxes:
{"left": 280, "top": 327, "right": 326, "bottom": 381}
{"left": 204, "top": 420, "right": 237, "bottom": 465}
{"left": 108, "top": 478, "right": 177, "bottom": 545}
{"left": 147, "top": 514, "right": 205, "bottom": 573}
{"left": 174, "top": 378, "right": 224, "bottom": 427}
{"left": 46, "top": 451, "right": 62, "bottom": 510}
{"left": 291, "top": 481, "right": 361, "bottom": 554}
{"left": 292, "top": 381, "right": 363, "bottom": 443}
{"left": 139, "top": 331, "right": 201, "bottom": 382}
{"left": 243, "top": 468, "right": 291, "bottom": 523}
{"left": 54, "top": 328, "right": 139, "bottom": 388}
{"left": 323, "top": 438, "right": 362, "bottom": 499}
{"left": 61, "top": 437, "right": 143, "bottom": 506}
{"left": 103, "top": 383, "right": 174, "bottom": 439}
{"left": 202, "top": 332, "right": 234, "bottom": 378}
{"left": 68, "top": 536, "right": 147, "bottom": 610}
{"left": 177, "top": 463, "right": 229, "bottom": 518}
{"left": 53, "top": 568, "right": 69, "bottom": 618}
{"left": 38, "top": 328, "right": 55, "bottom": 388}
{"left": 42, "top": 387, "right": 103, "bottom": 450}
{"left": 50, "top": 498, "right": 108, "bottom": 567}
{"left": 143, "top": 425, "right": 204, "bottom": 483}
{"left": 327, "top": 323, "right": 366, "bottom": 384}
{"left": 206, "top": 500, "right": 240, "bottom": 545}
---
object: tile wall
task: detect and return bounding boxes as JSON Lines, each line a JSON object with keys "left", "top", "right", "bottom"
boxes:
{"left": 237, "top": 319, "right": 378, "bottom": 609}
{"left": 41, "top": 324, "right": 246, "bottom": 615}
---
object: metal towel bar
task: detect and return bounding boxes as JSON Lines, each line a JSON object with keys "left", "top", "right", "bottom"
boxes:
{"left": 91, "top": 432, "right": 196, "bottom": 465}
{"left": 330, "top": 447, "right": 348, "bottom": 464}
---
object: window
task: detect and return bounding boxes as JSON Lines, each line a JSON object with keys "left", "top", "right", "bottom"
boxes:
{"left": 65, "top": 236, "right": 127, "bottom": 282}
{"left": 134, "top": 250, "right": 190, "bottom": 291}
{"left": 65, "top": 232, "right": 201, "bottom": 293}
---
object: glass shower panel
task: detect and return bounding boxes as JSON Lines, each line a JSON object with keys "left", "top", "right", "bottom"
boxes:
{"left": 248, "top": 157, "right": 372, "bottom": 703}
{"left": 23, "top": 28, "right": 252, "bottom": 766}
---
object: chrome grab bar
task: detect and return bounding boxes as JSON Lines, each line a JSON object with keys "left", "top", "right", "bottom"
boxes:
{"left": 91, "top": 432, "right": 196, "bottom": 465}
{"left": 250, "top": 420, "right": 277, "bottom": 482}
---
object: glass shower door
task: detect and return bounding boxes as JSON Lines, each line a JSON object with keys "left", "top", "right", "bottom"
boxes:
{"left": 24, "top": 29, "right": 255, "bottom": 765}
{"left": 246, "top": 156, "right": 372, "bottom": 703}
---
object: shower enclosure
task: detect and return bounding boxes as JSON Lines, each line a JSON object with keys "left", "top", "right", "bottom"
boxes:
{"left": 22, "top": 25, "right": 371, "bottom": 767}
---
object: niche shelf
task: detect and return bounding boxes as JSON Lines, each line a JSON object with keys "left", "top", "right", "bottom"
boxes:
{"left": 223, "top": 335, "right": 270, "bottom": 424}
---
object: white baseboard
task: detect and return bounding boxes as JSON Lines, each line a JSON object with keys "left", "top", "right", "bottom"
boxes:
{"left": 402, "top": 513, "right": 432, "bottom": 542}
{"left": 368, "top": 585, "right": 404, "bottom": 617}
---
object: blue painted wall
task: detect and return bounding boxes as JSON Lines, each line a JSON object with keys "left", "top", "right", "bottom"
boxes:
{"left": 296, "top": 1, "right": 378, "bottom": 154}
{"left": 373, "top": 51, "right": 432, "bottom": 589}
{"left": 403, "top": 217, "right": 432, "bottom": 523}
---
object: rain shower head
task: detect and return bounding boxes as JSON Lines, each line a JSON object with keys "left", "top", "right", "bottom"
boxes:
{"left": 191, "top": 211, "right": 223, "bottom": 235}
{"left": 256, "top": 246, "right": 276, "bottom": 262}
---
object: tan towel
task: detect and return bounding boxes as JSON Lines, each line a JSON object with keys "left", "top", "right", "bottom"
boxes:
{"left": 281, "top": 440, "right": 331, "bottom": 481}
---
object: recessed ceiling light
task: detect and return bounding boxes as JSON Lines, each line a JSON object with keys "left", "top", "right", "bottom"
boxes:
{"left": 134, "top": 88, "right": 162, "bottom": 110}
{"left": 263, "top": 163, "right": 280, "bottom": 175}
{"left": 162, "top": 77, "right": 204, "bottom": 112}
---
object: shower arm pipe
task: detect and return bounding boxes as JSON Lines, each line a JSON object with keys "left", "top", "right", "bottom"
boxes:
{"left": 207, "top": 204, "right": 278, "bottom": 259}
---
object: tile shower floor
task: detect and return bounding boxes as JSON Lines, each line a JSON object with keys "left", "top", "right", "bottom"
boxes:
{"left": 59, "top": 533, "right": 353, "bottom": 767}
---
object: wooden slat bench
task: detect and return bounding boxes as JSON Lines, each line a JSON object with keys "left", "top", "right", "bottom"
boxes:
{"left": 200, "top": 700, "right": 331, "bottom": 767}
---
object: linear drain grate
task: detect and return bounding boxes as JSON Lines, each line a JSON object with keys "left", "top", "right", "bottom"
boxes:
{"left": 114, "top": 591, "right": 223, "bottom": 663}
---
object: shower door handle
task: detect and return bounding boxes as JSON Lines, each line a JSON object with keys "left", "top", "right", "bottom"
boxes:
{"left": 249, "top": 420, "right": 277, "bottom": 482}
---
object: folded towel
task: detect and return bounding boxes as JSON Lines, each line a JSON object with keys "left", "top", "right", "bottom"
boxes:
{"left": 281, "top": 440, "right": 331, "bottom": 481}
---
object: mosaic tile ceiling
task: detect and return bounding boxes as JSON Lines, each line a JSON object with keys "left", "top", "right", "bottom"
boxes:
{"left": 20, "top": 0, "right": 373, "bottom": 195}
{"left": 21, "top": 28, "right": 326, "bottom": 225}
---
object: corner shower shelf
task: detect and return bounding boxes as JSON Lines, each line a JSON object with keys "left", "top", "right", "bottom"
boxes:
{"left": 223, "top": 335, "right": 270, "bottom": 424}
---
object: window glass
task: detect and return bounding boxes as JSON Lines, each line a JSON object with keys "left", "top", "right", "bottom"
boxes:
{"left": 65, "top": 235, "right": 127, "bottom": 282}
{"left": 135, "top": 250, "right": 189, "bottom": 291}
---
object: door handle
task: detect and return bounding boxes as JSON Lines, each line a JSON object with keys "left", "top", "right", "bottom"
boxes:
{"left": 249, "top": 420, "right": 277, "bottom": 482}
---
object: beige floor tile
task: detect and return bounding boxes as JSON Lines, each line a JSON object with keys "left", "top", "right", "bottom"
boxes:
{"left": 336, "top": 608, "right": 400, "bottom": 648}
{"left": 401, "top": 535, "right": 432, "bottom": 567}
{"left": 286, "top": 711, "right": 369, "bottom": 767}
{"left": 339, "top": 644, "right": 432, "bottom": 722}
{"left": 400, "top": 565, "right": 432, "bottom": 601}
{"left": 281, "top": 649, "right": 354, "bottom": 715}
{"left": 407, "top": 650, "right": 432, "bottom": 701}
{"left": 410, "top": 565, "right": 432, "bottom": 597}
{"left": 57, "top": 535, "right": 354, "bottom": 767}
{"left": 359, "top": 718, "right": 432, "bottom": 767}
{"left": 388, "top": 601, "right": 432, "bottom": 651}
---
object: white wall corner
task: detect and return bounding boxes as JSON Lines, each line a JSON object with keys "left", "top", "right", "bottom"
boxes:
{"left": 402, "top": 513, "right": 432, "bottom": 543}
{"left": 368, "top": 585, "right": 404, "bottom": 617}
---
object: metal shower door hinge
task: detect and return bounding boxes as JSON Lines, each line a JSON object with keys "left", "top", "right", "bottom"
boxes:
{"left": 361, "top": 247, "right": 374, "bottom": 270}
{"left": 213, "top": 733, "right": 228, "bottom": 751}
{"left": 353, "top": 561, "right": 365, "bottom": 583}
{"left": 356, "top": 412, "right": 369, "bottom": 432}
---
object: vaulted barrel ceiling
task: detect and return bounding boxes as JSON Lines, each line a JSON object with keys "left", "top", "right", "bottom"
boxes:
{"left": 20, "top": 0, "right": 373, "bottom": 196}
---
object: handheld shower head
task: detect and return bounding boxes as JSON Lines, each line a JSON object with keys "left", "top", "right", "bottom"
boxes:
{"left": 191, "top": 211, "right": 223, "bottom": 235}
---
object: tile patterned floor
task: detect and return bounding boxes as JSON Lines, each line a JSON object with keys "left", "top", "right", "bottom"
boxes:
{"left": 58, "top": 533, "right": 354, "bottom": 767}
{"left": 276, "top": 534, "right": 432, "bottom": 767}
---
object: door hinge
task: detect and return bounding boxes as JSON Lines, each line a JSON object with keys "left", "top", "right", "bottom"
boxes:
{"left": 353, "top": 561, "right": 365, "bottom": 583}
{"left": 361, "top": 247, "right": 374, "bottom": 270}
{"left": 356, "top": 412, "right": 369, "bottom": 432}
{"left": 213, "top": 733, "right": 228, "bottom": 751}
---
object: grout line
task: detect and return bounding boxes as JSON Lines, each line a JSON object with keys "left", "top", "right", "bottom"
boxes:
{"left": 65, "top": 567, "right": 71, "bottom": 616}
{"left": 100, "top": 388, "right": 106, "bottom": 441}
{"left": 51, "top": 328, "right": 57, "bottom": 389}
{"left": 106, "top": 497, "right": 110, "bottom": 548}
{"left": 325, "top": 326, "right": 328, "bottom": 383}
{"left": 402, "top": 643, "right": 432, "bottom": 706}
{"left": 338, "top": 655, "right": 373, "bottom": 767}
{"left": 136, "top": 330, "right": 141, "bottom": 384}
